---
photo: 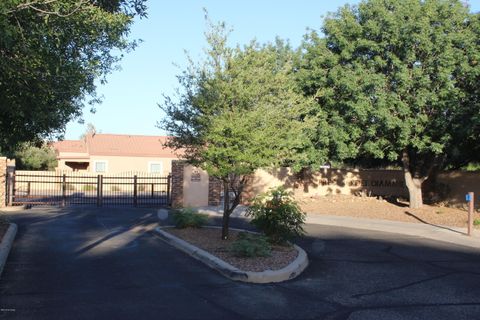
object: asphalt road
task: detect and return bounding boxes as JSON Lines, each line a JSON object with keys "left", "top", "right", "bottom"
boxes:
{"left": 1, "top": 206, "right": 480, "bottom": 319}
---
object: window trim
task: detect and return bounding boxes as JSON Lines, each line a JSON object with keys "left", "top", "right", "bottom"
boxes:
{"left": 93, "top": 160, "right": 108, "bottom": 173}
{"left": 148, "top": 161, "right": 163, "bottom": 174}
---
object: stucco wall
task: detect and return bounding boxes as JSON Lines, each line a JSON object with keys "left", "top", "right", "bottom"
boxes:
{"left": 243, "top": 168, "right": 408, "bottom": 200}
{"left": 435, "top": 171, "right": 480, "bottom": 207}
{"left": 243, "top": 168, "right": 480, "bottom": 207}
{"left": 57, "top": 155, "right": 176, "bottom": 174}
{"left": 87, "top": 156, "right": 175, "bottom": 174}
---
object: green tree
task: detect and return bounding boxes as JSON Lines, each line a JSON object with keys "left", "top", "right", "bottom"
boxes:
{"left": 15, "top": 143, "right": 57, "bottom": 170}
{"left": 297, "top": 0, "right": 480, "bottom": 208}
{"left": 0, "top": 0, "right": 147, "bottom": 154}
{"left": 160, "top": 19, "right": 311, "bottom": 239}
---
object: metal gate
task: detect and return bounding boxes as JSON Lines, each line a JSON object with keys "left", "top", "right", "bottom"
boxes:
{"left": 8, "top": 171, "right": 171, "bottom": 207}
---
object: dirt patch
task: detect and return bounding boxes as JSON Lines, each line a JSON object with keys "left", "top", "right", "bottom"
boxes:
{"left": 166, "top": 227, "right": 298, "bottom": 272}
{"left": 299, "top": 194, "right": 480, "bottom": 228}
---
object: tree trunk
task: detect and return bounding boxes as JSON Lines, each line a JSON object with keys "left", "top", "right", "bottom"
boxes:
{"left": 404, "top": 171, "right": 424, "bottom": 209}
{"left": 402, "top": 150, "right": 427, "bottom": 209}
{"left": 221, "top": 180, "right": 230, "bottom": 240}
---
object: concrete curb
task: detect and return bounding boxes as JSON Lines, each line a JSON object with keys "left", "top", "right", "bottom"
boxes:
{"left": 154, "top": 226, "right": 309, "bottom": 283}
{"left": 0, "top": 205, "right": 28, "bottom": 213}
{"left": 307, "top": 215, "right": 480, "bottom": 250}
{"left": 0, "top": 223, "right": 17, "bottom": 278}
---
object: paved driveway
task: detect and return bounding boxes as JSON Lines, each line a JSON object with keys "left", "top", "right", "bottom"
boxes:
{"left": 1, "top": 207, "right": 480, "bottom": 319}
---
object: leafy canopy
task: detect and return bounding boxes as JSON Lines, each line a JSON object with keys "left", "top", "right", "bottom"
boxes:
{"left": 160, "top": 20, "right": 312, "bottom": 180}
{"left": 297, "top": 0, "right": 480, "bottom": 171}
{"left": 0, "top": 0, "right": 147, "bottom": 154}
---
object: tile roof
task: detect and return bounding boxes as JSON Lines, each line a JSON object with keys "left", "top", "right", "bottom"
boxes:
{"left": 54, "top": 134, "right": 179, "bottom": 158}
{"left": 53, "top": 140, "right": 87, "bottom": 153}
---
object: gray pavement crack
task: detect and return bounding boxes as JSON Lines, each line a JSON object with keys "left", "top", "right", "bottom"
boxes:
{"left": 351, "top": 272, "right": 455, "bottom": 298}
{"left": 426, "top": 260, "right": 480, "bottom": 276}
{"left": 321, "top": 258, "right": 398, "bottom": 264}
{"left": 323, "top": 302, "right": 480, "bottom": 320}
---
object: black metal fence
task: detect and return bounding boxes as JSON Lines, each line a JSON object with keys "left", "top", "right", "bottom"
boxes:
{"left": 9, "top": 171, "right": 171, "bottom": 207}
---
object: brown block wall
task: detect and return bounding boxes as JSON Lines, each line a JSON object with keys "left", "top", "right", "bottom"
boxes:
{"left": 171, "top": 160, "right": 185, "bottom": 208}
{"left": 208, "top": 176, "right": 222, "bottom": 206}
{"left": 0, "top": 157, "right": 6, "bottom": 207}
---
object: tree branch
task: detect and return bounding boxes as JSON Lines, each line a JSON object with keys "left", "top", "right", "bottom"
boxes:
{"left": 8, "top": 0, "right": 89, "bottom": 17}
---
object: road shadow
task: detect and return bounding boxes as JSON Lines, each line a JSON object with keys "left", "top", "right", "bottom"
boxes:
{"left": 403, "top": 210, "right": 466, "bottom": 236}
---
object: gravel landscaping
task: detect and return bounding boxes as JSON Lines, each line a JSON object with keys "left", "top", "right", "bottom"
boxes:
{"left": 300, "top": 194, "right": 480, "bottom": 228}
{"left": 166, "top": 227, "right": 298, "bottom": 272}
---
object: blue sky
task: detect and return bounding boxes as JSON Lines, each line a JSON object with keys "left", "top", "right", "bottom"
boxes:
{"left": 63, "top": 0, "right": 480, "bottom": 140}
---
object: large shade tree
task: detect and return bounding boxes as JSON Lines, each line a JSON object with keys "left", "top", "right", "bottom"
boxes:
{"left": 0, "top": 0, "right": 147, "bottom": 154}
{"left": 297, "top": 0, "right": 480, "bottom": 208}
{"left": 160, "top": 20, "right": 312, "bottom": 239}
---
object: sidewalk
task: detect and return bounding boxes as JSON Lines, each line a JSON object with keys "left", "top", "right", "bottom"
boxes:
{"left": 196, "top": 205, "right": 480, "bottom": 250}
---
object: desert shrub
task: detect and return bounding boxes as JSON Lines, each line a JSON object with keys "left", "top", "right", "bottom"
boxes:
{"left": 229, "top": 232, "right": 271, "bottom": 258}
{"left": 246, "top": 187, "right": 306, "bottom": 244}
{"left": 82, "top": 185, "right": 96, "bottom": 191}
{"left": 110, "top": 185, "right": 122, "bottom": 192}
{"left": 65, "top": 183, "right": 76, "bottom": 191}
{"left": 172, "top": 208, "right": 208, "bottom": 228}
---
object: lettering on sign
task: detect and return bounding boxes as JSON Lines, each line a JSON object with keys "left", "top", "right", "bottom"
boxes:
{"left": 319, "top": 178, "right": 405, "bottom": 188}
{"left": 191, "top": 169, "right": 201, "bottom": 182}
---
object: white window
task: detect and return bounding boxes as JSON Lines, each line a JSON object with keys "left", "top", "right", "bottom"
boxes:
{"left": 149, "top": 162, "right": 162, "bottom": 174}
{"left": 94, "top": 161, "right": 107, "bottom": 173}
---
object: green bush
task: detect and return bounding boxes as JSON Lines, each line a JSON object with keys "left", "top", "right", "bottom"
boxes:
{"left": 82, "top": 185, "right": 97, "bottom": 191}
{"left": 229, "top": 232, "right": 271, "bottom": 258}
{"left": 246, "top": 187, "right": 306, "bottom": 244}
{"left": 172, "top": 208, "right": 208, "bottom": 228}
{"left": 474, "top": 219, "right": 480, "bottom": 226}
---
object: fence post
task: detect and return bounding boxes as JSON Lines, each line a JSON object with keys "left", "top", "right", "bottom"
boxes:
{"left": 97, "top": 175, "right": 103, "bottom": 207}
{"left": 167, "top": 174, "right": 171, "bottom": 205}
{"left": 133, "top": 175, "right": 138, "bottom": 207}
{"left": 62, "top": 174, "right": 66, "bottom": 207}
{"left": 7, "top": 172, "right": 14, "bottom": 206}
{"left": 467, "top": 192, "right": 474, "bottom": 236}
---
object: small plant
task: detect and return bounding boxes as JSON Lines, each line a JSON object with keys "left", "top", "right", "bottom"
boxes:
{"left": 82, "top": 185, "right": 96, "bottom": 191}
{"left": 172, "top": 208, "right": 208, "bottom": 228}
{"left": 246, "top": 187, "right": 306, "bottom": 244}
{"left": 229, "top": 232, "right": 271, "bottom": 258}
{"left": 65, "top": 183, "right": 76, "bottom": 191}
{"left": 110, "top": 185, "right": 122, "bottom": 192}
{"left": 474, "top": 219, "right": 480, "bottom": 226}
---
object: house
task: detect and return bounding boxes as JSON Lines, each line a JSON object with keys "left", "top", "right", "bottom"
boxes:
{"left": 53, "top": 134, "right": 180, "bottom": 174}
